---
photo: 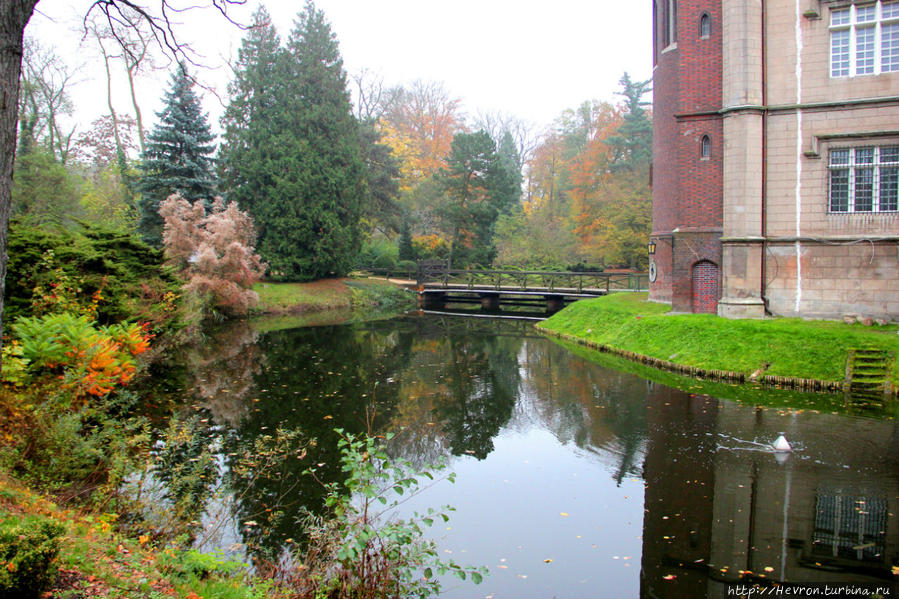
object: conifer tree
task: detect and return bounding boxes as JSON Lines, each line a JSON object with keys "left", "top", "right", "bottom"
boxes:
{"left": 219, "top": 6, "right": 282, "bottom": 219}
{"left": 138, "top": 65, "right": 216, "bottom": 246}
{"left": 397, "top": 217, "right": 414, "bottom": 261}
{"left": 227, "top": 1, "right": 365, "bottom": 281}
{"left": 437, "top": 130, "right": 519, "bottom": 267}
{"left": 608, "top": 72, "right": 652, "bottom": 171}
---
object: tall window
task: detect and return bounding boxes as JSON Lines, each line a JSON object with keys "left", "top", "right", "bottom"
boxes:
{"left": 654, "top": 0, "right": 659, "bottom": 64}
{"left": 831, "top": 1, "right": 899, "bottom": 77}
{"left": 700, "top": 13, "right": 711, "bottom": 38}
{"left": 829, "top": 145, "right": 899, "bottom": 213}
{"left": 663, "top": 0, "right": 678, "bottom": 47}
{"left": 701, "top": 135, "right": 711, "bottom": 159}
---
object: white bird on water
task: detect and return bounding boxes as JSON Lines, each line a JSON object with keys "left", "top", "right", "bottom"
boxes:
{"left": 772, "top": 433, "right": 792, "bottom": 452}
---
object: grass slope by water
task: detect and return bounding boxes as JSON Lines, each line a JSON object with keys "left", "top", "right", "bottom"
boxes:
{"left": 538, "top": 293, "right": 899, "bottom": 387}
{"left": 252, "top": 277, "right": 415, "bottom": 315}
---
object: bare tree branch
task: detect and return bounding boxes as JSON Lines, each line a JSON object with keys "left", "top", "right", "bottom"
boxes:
{"left": 82, "top": 0, "right": 248, "bottom": 72}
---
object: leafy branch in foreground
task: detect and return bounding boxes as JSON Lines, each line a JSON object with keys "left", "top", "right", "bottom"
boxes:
{"left": 294, "top": 429, "right": 486, "bottom": 599}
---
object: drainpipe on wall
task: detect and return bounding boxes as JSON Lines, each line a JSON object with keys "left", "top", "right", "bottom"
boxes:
{"left": 794, "top": 0, "right": 805, "bottom": 315}
{"left": 761, "top": 0, "right": 770, "bottom": 314}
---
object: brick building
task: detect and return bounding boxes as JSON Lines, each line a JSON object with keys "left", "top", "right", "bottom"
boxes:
{"left": 650, "top": 0, "right": 899, "bottom": 319}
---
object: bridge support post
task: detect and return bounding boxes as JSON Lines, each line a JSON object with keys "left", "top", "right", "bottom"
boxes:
{"left": 480, "top": 294, "right": 500, "bottom": 311}
{"left": 546, "top": 295, "right": 565, "bottom": 313}
{"left": 419, "top": 292, "right": 446, "bottom": 310}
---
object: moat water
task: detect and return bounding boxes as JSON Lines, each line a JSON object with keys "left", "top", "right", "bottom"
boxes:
{"left": 149, "top": 313, "right": 899, "bottom": 598}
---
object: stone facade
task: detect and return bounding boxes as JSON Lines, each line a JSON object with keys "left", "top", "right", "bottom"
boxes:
{"left": 651, "top": 0, "right": 899, "bottom": 320}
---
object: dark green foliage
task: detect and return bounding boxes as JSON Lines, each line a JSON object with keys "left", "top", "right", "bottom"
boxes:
{"left": 396, "top": 259, "right": 417, "bottom": 274}
{"left": 373, "top": 252, "right": 397, "bottom": 270}
{"left": 0, "top": 385, "right": 146, "bottom": 492}
{"left": 0, "top": 514, "right": 64, "bottom": 598}
{"left": 496, "top": 130, "right": 524, "bottom": 204}
{"left": 436, "top": 131, "right": 520, "bottom": 267}
{"left": 608, "top": 72, "right": 652, "bottom": 171}
{"left": 360, "top": 120, "right": 402, "bottom": 234}
{"left": 397, "top": 218, "right": 415, "bottom": 261}
{"left": 5, "top": 223, "right": 181, "bottom": 330}
{"left": 220, "top": 1, "right": 367, "bottom": 281}
{"left": 218, "top": 5, "right": 282, "bottom": 214}
{"left": 11, "top": 147, "right": 80, "bottom": 227}
{"left": 138, "top": 66, "right": 217, "bottom": 246}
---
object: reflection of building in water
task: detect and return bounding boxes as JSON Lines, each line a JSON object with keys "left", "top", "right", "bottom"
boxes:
{"left": 641, "top": 388, "right": 899, "bottom": 598}
{"left": 641, "top": 389, "right": 719, "bottom": 598}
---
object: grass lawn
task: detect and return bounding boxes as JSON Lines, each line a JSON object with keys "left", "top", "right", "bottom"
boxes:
{"left": 538, "top": 293, "right": 899, "bottom": 386}
{"left": 252, "top": 277, "right": 414, "bottom": 315}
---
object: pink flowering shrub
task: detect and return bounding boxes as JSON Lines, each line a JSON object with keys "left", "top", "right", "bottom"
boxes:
{"left": 159, "top": 195, "right": 267, "bottom": 316}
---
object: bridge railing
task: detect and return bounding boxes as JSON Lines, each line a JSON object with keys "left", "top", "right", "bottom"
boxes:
{"left": 417, "top": 267, "right": 648, "bottom": 293}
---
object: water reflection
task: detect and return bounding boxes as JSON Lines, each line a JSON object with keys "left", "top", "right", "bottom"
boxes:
{"left": 154, "top": 313, "right": 898, "bottom": 597}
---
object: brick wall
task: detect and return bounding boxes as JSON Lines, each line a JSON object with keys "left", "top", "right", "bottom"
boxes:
{"left": 671, "top": 231, "right": 722, "bottom": 312}
{"left": 692, "top": 260, "right": 720, "bottom": 313}
{"left": 651, "top": 0, "right": 725, "bottom": 311}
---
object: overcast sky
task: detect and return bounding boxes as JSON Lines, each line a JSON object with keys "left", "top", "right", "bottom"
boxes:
{"left": 26, "top": 0, "right": 652, "bottom": 139}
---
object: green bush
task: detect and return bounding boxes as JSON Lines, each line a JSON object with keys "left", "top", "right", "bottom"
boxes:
{"left": 295, "top": 430, "right": 486, "bottom": 598}
{"left": 397, "top": 259, "right": 417, "bottom": 274}
{"left": 372, "top": 253, "right": 397, "bottom": 270}
{"left": 0, "top": 514, "right": 65, "bottom": 598}
{"left": 5, "top": 223, "right": 183, "bottom": 333}
{"left": 357, "top": 238, "right": 398, "bottom": 270}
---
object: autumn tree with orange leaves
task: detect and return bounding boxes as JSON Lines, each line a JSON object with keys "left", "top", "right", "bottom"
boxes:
{"left": 496, "top": 73, "right": 652, "bottom": 270}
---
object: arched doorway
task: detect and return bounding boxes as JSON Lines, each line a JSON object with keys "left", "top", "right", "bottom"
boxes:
{"left": 691, "top": 261, "right": 719, "bottom": 314}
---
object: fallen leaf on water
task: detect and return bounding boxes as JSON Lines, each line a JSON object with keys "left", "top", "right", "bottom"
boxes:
{"left": 560, "top": 512, "right": 569, "bottom": 517}
{"left": 544, "top": 559, "right": 552, "bottom": 563}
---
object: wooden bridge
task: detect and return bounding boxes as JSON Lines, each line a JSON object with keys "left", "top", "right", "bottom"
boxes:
{"left": 414, "top": 261, "right": 648, "bottom": 314}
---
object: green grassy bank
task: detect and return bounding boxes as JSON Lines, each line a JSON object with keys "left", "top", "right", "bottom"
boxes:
{"left": 252, "top": 277, "right": 415, "bottom": 316}
{"left": 538, "top": 293, "right": 899, "bottom": 388}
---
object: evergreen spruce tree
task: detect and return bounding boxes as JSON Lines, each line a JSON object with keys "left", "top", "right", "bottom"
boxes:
{"left": 235, "top": 1, "right": 365, "bottom": 281}
{"left": 219, "top": 5, "right": 282, "bottom": 221}
{"left": 138, "top": 66, "right": 216, "bottom": 246}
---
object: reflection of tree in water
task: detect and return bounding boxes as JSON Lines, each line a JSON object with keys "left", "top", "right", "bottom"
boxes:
{"left": 221, "top": 322, "right": 414, "bottom": 559}
{"left": 520, "top": 339, "right": 648, "bottom": 484}
{"left": 436, "top": 335, "right": 520, "bottom": 459}
{"left": 387, "top": 316, "right": 522, "bottom": 462}
{"left": 183, "top": 321, "right": 265, "bottom": 429}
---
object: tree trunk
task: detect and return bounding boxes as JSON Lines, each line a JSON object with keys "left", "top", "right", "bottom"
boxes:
{"left": 98, "top": 39, "right": 124, "bottom": 161}
{"left": 126, "top": 63, "right": 145, "bottom": 155}
{"left": 0, "top": 0, "right": 39, "bottom": 371}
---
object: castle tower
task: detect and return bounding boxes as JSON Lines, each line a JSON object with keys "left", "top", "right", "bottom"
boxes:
{"left": 651, "top": 0, "right": 899, "bottom": 320}
{"left": 650, "top": 0, "right": 725, "bottom": 314}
